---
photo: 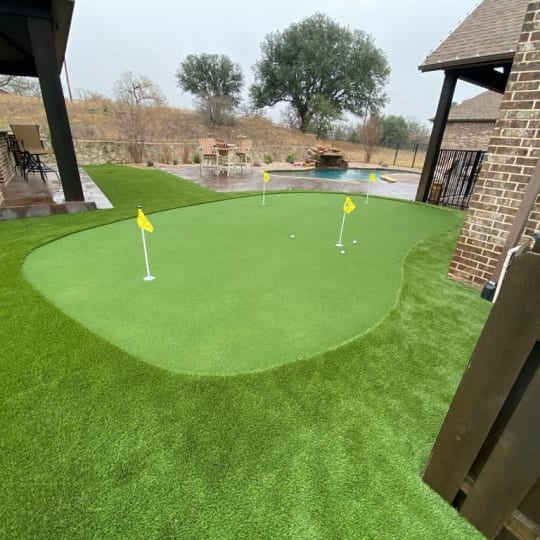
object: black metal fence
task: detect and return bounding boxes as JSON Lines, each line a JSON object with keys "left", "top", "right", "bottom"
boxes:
{"left": 370, "top": 142, "right": 428, "bottom": 169}
{"left": 427, "top": 149, "right": 485, "bottom": 209}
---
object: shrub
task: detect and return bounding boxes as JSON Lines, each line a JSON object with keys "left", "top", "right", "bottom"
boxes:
{"left": 172, "top": 159, "right": 179, "bottom": 165}
{"left": 285, "top": 152, "right": 296, "bottom": 163}
{"left": 146, "top": 160, "right": 154, "bottom": 167}
{"left": 263, "top": 153, "right": 273, "bottom": 164}
{"left": 192, "top": 152, "right": 201, "bottom": 164}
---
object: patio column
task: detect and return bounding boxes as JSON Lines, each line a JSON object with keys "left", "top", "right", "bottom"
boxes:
{"left": 27, "top": 16, "right": 84, "bottom": 201}
{"left": 415, "top": 71, "right": 458, "bottom": 202}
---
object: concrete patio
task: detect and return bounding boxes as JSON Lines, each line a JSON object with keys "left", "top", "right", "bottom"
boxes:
{"left": 0, "top": 167, "right": 112, "bottom": 220}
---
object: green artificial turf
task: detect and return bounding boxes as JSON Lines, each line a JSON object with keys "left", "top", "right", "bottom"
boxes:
{"left": 0, "top": 164, "right": 491, "bottom": 538}
{"left": 24, "top": 193, "right": 457, "bottom": 374}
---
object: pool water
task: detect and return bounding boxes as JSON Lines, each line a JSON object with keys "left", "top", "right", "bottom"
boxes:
{"left": 270, "top": 168, "right": 403, "bottom": 182}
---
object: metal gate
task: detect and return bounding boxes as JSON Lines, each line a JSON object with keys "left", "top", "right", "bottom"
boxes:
{"left": 427, "top": 149, "right": 485, "bottom": 209}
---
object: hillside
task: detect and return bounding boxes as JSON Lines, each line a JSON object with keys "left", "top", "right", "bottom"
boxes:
{"left": 0, "top": 93, "right": 341, "bottom": 149}
{"left": 0, "top": 94, "right": 427, "bottom": 167}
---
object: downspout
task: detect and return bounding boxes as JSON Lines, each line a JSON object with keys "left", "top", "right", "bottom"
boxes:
{"left": 492, "top": 245, "right": 522, "bottom": 303}
{"left": 491, "top": 232, "right": 539, "bottom": 303}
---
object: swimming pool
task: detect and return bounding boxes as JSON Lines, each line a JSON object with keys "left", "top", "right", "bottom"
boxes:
{"left": 270, "top": 167, "right": 405, "bottom": 182}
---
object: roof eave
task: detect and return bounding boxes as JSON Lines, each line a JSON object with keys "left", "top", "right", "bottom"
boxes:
{"left": 419, "top": 52, "right": 515, "bottom": 73}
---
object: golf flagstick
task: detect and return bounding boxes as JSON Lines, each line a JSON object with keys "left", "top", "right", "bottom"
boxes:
{"left": 366, "top": 172, "right": 376, "bottom": 204}
{"left": 336, "top": 196, "right": 356, "bottom": 246}
{"left": 136, "top": 206, "right": 155, "bottom": 281}
{"left": 262, "top": 171, "right": 270, "bottom": 205}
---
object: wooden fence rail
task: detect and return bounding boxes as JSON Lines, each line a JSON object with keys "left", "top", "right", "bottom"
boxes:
{"left": 423, "top": 247, "right": 540, "bottom": 539}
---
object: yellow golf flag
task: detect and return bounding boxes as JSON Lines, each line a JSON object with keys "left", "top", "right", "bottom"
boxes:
{"left": 369, "top": 173, "right": 377, "bottom": 183}
{"left": 137, "top": 207, "right": 153, "bottom": 232}
{"left": 343, "top": 196, "right": 356, "bottom": 214}
{"left": 263, "top": 171, "right": 270, "bottom": 182}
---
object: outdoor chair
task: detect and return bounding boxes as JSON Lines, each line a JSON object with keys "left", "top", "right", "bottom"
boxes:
{"left": 10, "top": 124, "right": 58, "bottom": 182}
{"left": 198, "top": 137, "right": 218, "bottom": 176}
{"left": 6, "top": 133, "right": 28, "bottom": 179}
{"left": 214, "top": 140, "right": 237, "bottom": 176}
{"left": 235, "top": 139, "right": 253, "bottom": 174}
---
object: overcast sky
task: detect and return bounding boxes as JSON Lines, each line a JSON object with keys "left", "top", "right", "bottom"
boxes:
{"left": 66, "top": 0, "right": 482, "bottom": 125}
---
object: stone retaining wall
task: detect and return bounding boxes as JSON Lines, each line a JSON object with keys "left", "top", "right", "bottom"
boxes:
{"left": 67, "top": 140, "right": 320, "bottom": 166}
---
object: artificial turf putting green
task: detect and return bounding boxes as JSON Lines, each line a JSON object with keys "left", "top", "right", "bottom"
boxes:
{"left": 24, "top": 193, "right": 458, "bottom": 375}
{"left": 2, "top": 165, "right": 491, "bottom": 538}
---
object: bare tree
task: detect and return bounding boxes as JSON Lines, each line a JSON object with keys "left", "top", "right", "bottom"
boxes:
{"left": 113, "top": 71, "right": 166, "bottom": 163}
{"left": 359, "top": 115, "right": 384, "bottom": 163}
{"left": 280, "top": 105, "right": 301, "bottom": 130}
{"left": 75, "top": 87, "right": 109, "bottom": 102}
{"left": 0, "top": 76, "right": 41, "bottom": 97}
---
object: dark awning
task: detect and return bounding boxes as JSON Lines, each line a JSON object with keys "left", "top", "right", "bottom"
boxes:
{"left": 0, "top": 0, "right": 73, "bottom": 77}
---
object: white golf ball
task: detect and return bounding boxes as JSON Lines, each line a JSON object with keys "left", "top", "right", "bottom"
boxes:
{"left": 290, "top": 234, "right": 295, "bottom": 239}
{"left": 340, "top": 250, "right": 346, "bottom": 255}
{"left": 353, "top": 240, "right": 358, "bottom": 245}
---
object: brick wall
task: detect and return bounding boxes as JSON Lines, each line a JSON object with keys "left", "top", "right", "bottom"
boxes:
{"left": 442, "top": 121, "right": 496, "bottom": 151}
{"left": 0, "top": 134, "right": 15, "bottom": 185}
{"left": 449, "top": 0, "right": 540, "bottom": 287}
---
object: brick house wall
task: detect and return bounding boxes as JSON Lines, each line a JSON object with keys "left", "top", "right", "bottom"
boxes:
{"left": 441, "top": 121, "right": 496, "bottom": 151}
{"left": 448, "top": 0, "right": 540, "bottom": 287}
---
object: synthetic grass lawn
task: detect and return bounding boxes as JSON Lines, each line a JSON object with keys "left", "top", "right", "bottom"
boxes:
{"left": 1, "top": 164, "right": 491, "bottom": 538}
{"left": 24, "top": 193, "right": 457, "bottom": 374}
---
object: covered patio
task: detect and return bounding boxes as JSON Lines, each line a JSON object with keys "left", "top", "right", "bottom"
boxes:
{"left": 415, "top": 0, "right": 529, "bottom": 204}
{"left": 0, "top": 0, "right": 88, "bottom": 209}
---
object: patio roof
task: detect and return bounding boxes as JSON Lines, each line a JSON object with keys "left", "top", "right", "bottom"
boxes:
{"left": 419, "top": 0, "right": 529, "bottom": 72}
{"left": 0, "top": 0, "right": 72, "bottom": 76}
{"left": 0, "top": 0, "right": 84, "bottom": 202}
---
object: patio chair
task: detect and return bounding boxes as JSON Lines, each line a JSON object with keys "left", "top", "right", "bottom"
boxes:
{"left": 235, "top": 139, "right": 253, "bottom": 174}
{"left": 198, "top": 137, "right": 218, "bottom": 176}
{"left": 6, "top": 133, "right": 28, "bottom": 179}
{"left": 10, "top": 124, "right": 58, "bottom": 182}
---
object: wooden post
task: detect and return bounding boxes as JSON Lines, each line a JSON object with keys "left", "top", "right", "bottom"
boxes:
{"left": 27, "top": 16, "right": 84, "bottom": 201}
{"left": 416, "top": 72, "right": 457, "bottom": 202}
{"left": 423, "top": 251, "right": 540, "bottom": 503}
{"left": 411, "top": 143, "right": 419, "bottom": 168}
{"left": 460, "top": 347, "right": 540, "bottom": 538}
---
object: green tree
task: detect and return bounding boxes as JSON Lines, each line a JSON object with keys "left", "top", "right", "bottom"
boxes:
{"left": 176, "top": 53, "right": 243, "bottom": 126}
{"left": 382, "top": 115, "right": 409, "bottom": 144}
{"left": 406, "top": 117, "right": 431, "bottom": 143}
{"left": 250, "top": 13, "right": 390, "bottom": 133}
{"left": 307, "top": 94, "right": 342, "bottom": 139}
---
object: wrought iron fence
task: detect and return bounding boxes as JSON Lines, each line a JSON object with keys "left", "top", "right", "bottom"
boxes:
{"left": 369, "top": 142, "right": 428, "bottom": 169}
{"left": 427, "top": 149, "right": 485, "bottom": 209}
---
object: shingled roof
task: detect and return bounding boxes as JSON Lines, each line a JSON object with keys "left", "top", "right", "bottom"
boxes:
{"left": 420, "top": 0, "right": 529, "bottom": 72}
{"left": 448, "top": 90, "right": 502, "bottom": 121}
